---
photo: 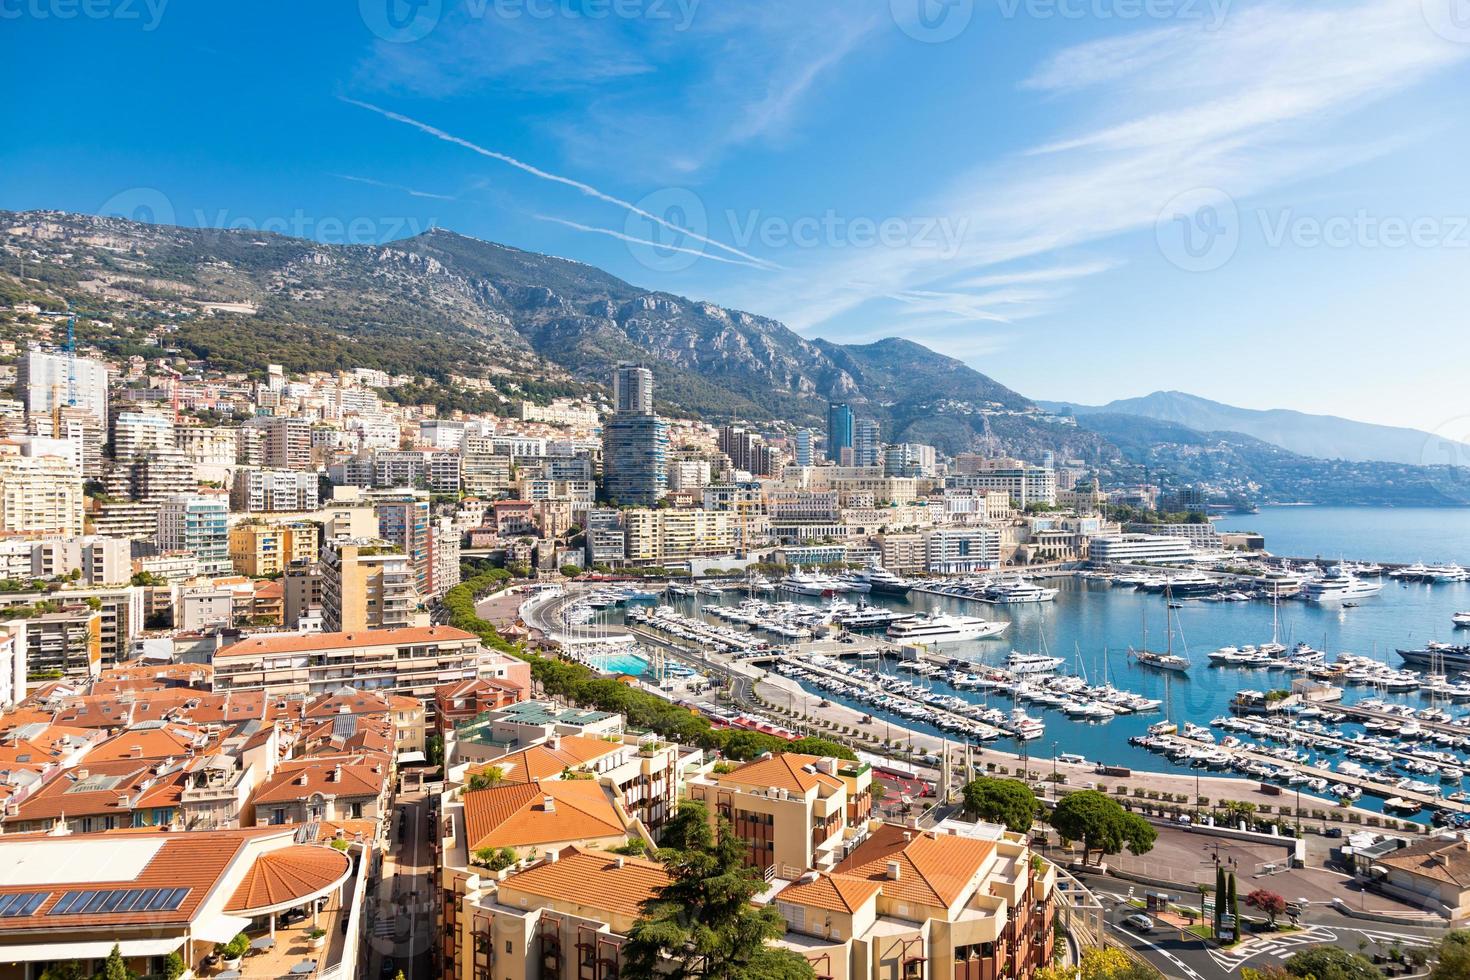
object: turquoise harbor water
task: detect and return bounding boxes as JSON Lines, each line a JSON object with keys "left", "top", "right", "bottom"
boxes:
{"left": 606, "top": 507, "right": 1470, "bottom": 821}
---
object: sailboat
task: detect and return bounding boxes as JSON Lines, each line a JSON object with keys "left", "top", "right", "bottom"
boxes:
{"left": 1129, "top": 587, "right": 1191, "bottom": 671}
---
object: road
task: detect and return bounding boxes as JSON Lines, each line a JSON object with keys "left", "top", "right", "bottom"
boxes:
{"left": 1089, "top": 880, "right": 1443, "bottom": 980}
{"left": 365, "top": 796, "right": 434, "bottom": 980}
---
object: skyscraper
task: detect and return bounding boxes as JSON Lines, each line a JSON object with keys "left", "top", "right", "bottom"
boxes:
{"left": 826, "top": 402, "right": 853, "bottom": 461}
{"left": 613, "top": 363, "right": 654, "bottom": 415}
{"left": 854, "top": 418, "right": 882, "bottom": 467}
{"left": 602, "top": 366, "right": 667, "bottom": 506}
{"left": 794, "top": 428, "right": 814, "bottom": 467}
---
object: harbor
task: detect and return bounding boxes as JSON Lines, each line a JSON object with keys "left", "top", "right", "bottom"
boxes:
{"left": 568, "top": 559, "right": 1470, "bottom": 824}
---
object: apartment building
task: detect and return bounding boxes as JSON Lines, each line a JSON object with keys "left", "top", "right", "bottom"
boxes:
{"left": 228, "top": 520, "right": 320, "bottom": 577}
{"left": 769, "top": 822, "right": 1057, "bottom": 980}
{"left": 157, "top": 494, "right": 232, "bottom": 576}
{"left": 622, "top": 508, "right": 735, "bottom": 565}
{"left": 926, "top": 527, "right": 1003, "bottom": 574}
{"left": 28, "top": 535, "right": 131, "bottom": 584}
{"left": 0, "top": 453, "right": 83, "bottom": 535}
{"left": 211, "top": 625, "right": 497, "bottom": 701}
{"left": 8, "top": 606, "right": 102, "bottom": 681}
{"left": 231, "top": 468, "right": 320, "bottom": 512}
{"left": 320, "top": 539, "right": 424, "bottom": 632}
{"left": 947, "top": 463, "right": 1057, "bottom": 508}
{"left": 686, "top": 753, "right": 873, "bottom": 877}
{"left": 1087, "top": 534, "right": 1197, "bottom": 564}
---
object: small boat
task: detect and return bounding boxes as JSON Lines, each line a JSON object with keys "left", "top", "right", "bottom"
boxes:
{"left": 1384, "top": 797, "right": 1422, "bottom": 814}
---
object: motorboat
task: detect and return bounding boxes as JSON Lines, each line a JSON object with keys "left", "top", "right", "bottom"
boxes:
{"left": 886, "top": 613, "right": 1008, "bottom": 645}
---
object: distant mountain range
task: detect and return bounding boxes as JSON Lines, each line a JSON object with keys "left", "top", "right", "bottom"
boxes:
{"left": 1038, "top": 390, "right": 1466, "bottom": 467}
{"left": 3, "top": 209, "right": 1467, "bottom": 505}
{"left": 0, "top": 210, "right": 1106, "bottom": 462}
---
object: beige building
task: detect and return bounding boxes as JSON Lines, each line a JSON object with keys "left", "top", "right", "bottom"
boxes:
{"left": 622, "top": 508, "right": 735, "bottom": 565}
{"left": 769, "top": 822, "right": 1057, "bottom": 980}
{"left": 686, "top": 752, "right": 873, "bottom": 878}
{"left": 1373, "top": 835, "right": 1470, "bottom": 920}
{"left": 229, "top": 520, "right": 320, "bottom": 577}
{"left": 0, "top": 452, "right": 83, "bottom": 535}
{"left": 211, "top": 625, "right": 497, "bottom": 700}
{"left": 320, "top": 538, "right": 425, "bottom": 632}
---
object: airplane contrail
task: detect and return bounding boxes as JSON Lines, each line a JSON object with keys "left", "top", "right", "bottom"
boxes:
{"left": 340, "top": 97, "right": 778, "bottom": 270}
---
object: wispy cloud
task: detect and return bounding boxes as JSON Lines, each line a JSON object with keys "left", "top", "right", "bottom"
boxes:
{"left": 532, "top": 214, "right": 771, "bottom": 270}
{"left": 757, "top": 0, "right": 1469, "bottom": 349}
{"left": 354, "top": 1, "right": 880, "bottom": 178}
{"left": 339, "top": 97, "right": 777, "bottom": 269}
{"left": 331, "top": 173, "right": 456, "bottom": 201}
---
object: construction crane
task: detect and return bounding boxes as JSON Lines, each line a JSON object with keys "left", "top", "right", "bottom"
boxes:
{"left": 65, "top": 312, "right": 78, "bottom": 408}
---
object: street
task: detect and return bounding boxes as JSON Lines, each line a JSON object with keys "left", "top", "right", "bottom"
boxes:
{"left": 365, "top": 795, "right": 434, "bottom": 980}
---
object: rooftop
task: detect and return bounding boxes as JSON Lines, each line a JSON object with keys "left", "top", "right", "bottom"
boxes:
{"left": 462, "top": 779, "right": 626, "bottom": 851}
{"left": 216, "top": 626, "right": 476, "bottom": 658}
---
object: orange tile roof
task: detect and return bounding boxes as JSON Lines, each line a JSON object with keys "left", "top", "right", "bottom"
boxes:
{"left": 720, "top": 753, "right": 843, "bottom": 795}
{"left": 216, "top": 626, "right": 476, "bottom": 658}
{"left": 776, "top": 873, "right": 883, "bottom": 914}
{"left": 502, "top": 847, "right": 668, "bottom": 918}
{"left": 471, "top": 736, "right": 622, "bottom": 784}
{"left": 85, "top": 723, "right": 215, "bottom": 763}
{"left": 833, "top": 825, "right": 994, "bottom": 909}
{"left": 0, "top": 828, "right": 286, "bottom": 932}
{"left": 252, "top": 759, "right": 388, "bottom": 805}
{"left": 1378, "top": 838, "right": 1470, "bottom": 887}
{"left": 225, "top": 844, "right": 353, "bottom": 912}
{"left": 8, "top": 758, "right": 191, "bottom": 823}
{"left": 462, "top": 779, "right": 626, "bottom": 851}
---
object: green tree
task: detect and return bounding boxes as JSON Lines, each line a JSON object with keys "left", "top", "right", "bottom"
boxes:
{"left": 1283, "top": 945, "right": 1383, "bottom": 980}
{"left": 466, "top": 766, "right": 504, "bottom": 791}
{"left": 1051, "top": 791, "right": 1157, "bottom": 865}
{"left": 961, "top": 777, "right": 1041, "bottom": 833}
{"left": 624, "top": 801, "right": 814, "bottom": 980}
{"left": 38, "top": 962, "right": 85, "bottom": 980}
{"left": 101, "top": 943, "right": 130, "bottom": 980}
{"left": 425, "top": 734, "right": 444, "bottom": 768}
{"left": 1431, "top": 930, "right": 1470, "bottom": 980}
{"left": 559, "top": 564, "right": 583, "bottom": 578}
{"left": 785, "top": 737, "right": 856, "bottom": 761}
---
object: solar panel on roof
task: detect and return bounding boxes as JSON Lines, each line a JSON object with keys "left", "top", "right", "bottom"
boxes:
{"left": 47, "top": 887, "right": 189, "bottom": 916}
{"left": 0, "top": 892, "right": 50, "bottom": 916}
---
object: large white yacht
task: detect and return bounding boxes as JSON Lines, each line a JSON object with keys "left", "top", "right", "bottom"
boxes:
{"left": 981, "top": 576, "right": 1059, "bottom": 604}
{"left": 1300, "top": 565, "right": 1383, "bottom": 603}
{"left": 886, "top": 613, "right": 1008, "bottom": 645}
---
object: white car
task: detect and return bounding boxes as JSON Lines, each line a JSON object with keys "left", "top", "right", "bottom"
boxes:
{"left": 1123, "top": 913, "right": 1154, "bottom": 932}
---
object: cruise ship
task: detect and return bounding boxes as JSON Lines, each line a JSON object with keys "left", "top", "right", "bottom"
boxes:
{"left": 1005, "top": 651, "right": 1066, "bottom": 674}
{"left": 1398, "top": 643, "right": 1470, "bottom": 672}
{"left": 980, "top": 576, "right": 1059, "bottom": 604}
{"left": 886, "top": 613, "right": 1008, "bottom": 645}
{"left": 1300, "top": 565, "right": 1383, "bottom": 603}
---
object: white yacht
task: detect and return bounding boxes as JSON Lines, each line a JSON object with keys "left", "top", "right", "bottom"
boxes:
{"left": 1007, "top": 708, "right": 1045, "bottom": 740}
{"left": 886, "top": 613, "right": 1008, "bottom": 645}
{"left": 778, "top": 568, "right": 840, "bottom": 596}
{"left": 1004, "top": 651, "right": 1066, "bottom": 674}
{"left": 853, "top": 565, "right": 914, "bottom": 596}
{"left": 981, "top": 576, "right": 1059, "bottom": 604}
{"left": 1454, "top": 611, "right": 1470, "bottom": 628}
{"left": 1300, "top": 565, "right": 1383, "bottom": 603}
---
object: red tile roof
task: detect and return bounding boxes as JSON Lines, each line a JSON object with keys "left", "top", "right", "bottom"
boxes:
{"left": 833, "top": 825, "right": 994, "bottom": 908}
{"left": 225, "top": 844, "right": 353, "bottom": 912}
{"left": 216, "top": 626, "right": 476, "bottom": 658}
{"left": 462, "top": 779, "right": 626, "bottom": 851}
{"left": 502, "top": 847, "right": 668, "bottom": 918}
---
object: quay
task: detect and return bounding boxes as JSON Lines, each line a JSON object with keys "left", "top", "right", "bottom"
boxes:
{"left": 1172, "top": 733, "right": 1464, "bottom": 815}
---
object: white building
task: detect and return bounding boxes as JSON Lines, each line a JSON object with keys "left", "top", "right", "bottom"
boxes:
{"left": 0, "top": 453, "right": 83, "bottom": 535}
{"left": 157, "top": 494, "right": 232, "bottom": 575}
{"left": 925, "top": 527, "right": 1002, "bottom": 573}
{"left": 18, "top": 347, "right": 110, "bottom": 431}
{"left": 1088, "top": 534, "right": 1198, "bottom": 564}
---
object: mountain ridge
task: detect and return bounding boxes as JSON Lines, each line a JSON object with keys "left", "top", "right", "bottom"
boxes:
{"left": 1038, "top": 390, "right": 1464, "bottom": 466}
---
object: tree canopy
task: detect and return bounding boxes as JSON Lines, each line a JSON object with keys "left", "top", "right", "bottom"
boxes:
{"left": 1432, "top": 930, "right": 1470, "bottom": 980}
{"left": 1051, "top": 791, "right": 1157, "bottom": 864}
{"left": 1283, "top": 945, "right": 1383, "bottom": 980}
{"left": 961, "top": 777, "right": 1041, "bottom": 833}
{"left": 624, "top": 801, "right": 814, "bottom": 980}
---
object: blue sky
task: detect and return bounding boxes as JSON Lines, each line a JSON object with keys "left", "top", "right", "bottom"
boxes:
{"left": 3, "top": 0, "right": 1469, "bottom": 437}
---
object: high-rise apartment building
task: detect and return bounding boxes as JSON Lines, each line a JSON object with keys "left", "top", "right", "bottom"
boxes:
{"left": 112, "top": 410, "right": 175, "bottom": 460}
{"left": 601, "top": 365, "right": 667, "bottom": 507}
{"left": 320, "top": 539, "right": 423, "bottom": 632}
{"left": 375, "top": 497, "right": 434, "bottom": 598}
{"left": 228, "top": 520, "right": 320, "bottom": 577}
{"left": 157, "top": 494, "right": 231, "bottom": 575}
{"left": 247, "top": 415, "right": 312, "bottom": 469}
{"left": 0, "top": 453, "right": 84, "bottom": 535}
{"left": 230, "top": 468, "right": 320, "bottom": 512}
{"left": 794, "top": 428, "right": 814, "bottom": 467}
{"left": 853, "top": 417, "right": 882, "bottom": 467}
{"left": 18, "top": 347, "right": 110, "bottom": 431}
{"left": 826, "top": 402, "right": 854, "bottom": 461}
{"left": 612, "top": 363, "right": 654, "bottom": 415}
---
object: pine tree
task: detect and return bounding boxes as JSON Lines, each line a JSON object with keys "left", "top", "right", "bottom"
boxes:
{"left": 1213, "top": 864, "right": 1225, "bottom": 936}
{"left": 1227, "top": 872, "right": 1239, "bottom": 937}
{"left": 102, "top": 944, "right": 130, "bottom": 980}
{"left": 624, "top": 801, "right": 814, "bottom": 980}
